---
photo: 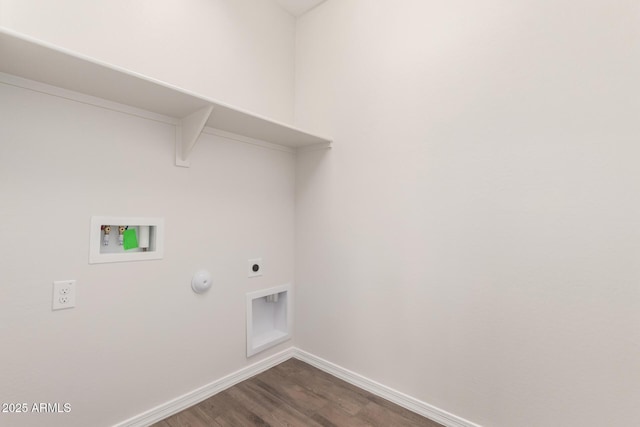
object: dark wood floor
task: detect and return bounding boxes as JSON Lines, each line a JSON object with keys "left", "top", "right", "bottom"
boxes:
{"left": 151, "top": 358, "right": 443, "bottom": 427}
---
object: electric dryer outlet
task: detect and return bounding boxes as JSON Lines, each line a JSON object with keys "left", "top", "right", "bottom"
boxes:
{"left": 248, "top": 258, "right": 263, "bottom": 278}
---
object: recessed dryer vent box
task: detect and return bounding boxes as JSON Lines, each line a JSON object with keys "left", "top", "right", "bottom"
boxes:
{"left": 89, "top": 216, "right": 164, "bottom": 264}
{"left": 246, "top": 284, "right": 292, "bottom": 357}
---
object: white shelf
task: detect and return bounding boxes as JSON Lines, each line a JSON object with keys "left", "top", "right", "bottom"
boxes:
{"left": 0, "top": 27, "right": 332, "bottom": 165}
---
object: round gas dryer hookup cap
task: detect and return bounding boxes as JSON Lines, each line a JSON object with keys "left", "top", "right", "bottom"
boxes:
{"left": 191, "top": 270, "right": 212, "bottom": 294}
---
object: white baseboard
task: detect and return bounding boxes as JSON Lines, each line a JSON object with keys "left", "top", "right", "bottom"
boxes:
{"left": 113, "top": 347, "right": 295, "bottom": 427}
{"left": 114, "top": 346, "right": 481, "bottom": 427}
{"left": 293, "top": 349, "right": 482, "bottom": 427}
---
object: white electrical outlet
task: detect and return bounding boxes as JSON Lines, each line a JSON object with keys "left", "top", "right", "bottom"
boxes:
{"left": 52, "top": 280, "right": 76, "bottom": 311}
{"left": 248, "top": 258, "right": 263, "bottom": 278}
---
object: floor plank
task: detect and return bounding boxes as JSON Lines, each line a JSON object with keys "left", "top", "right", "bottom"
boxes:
{"left": 151, "top": 359, "right": 442, "bottom": 427}
{"left": 163, "top": 406, "right": 215, "bottom": 427}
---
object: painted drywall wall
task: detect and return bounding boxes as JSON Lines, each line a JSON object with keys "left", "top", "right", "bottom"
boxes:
{"left": 0, "top": 0, "right": 296, "bottom": 123}
{"left": 0, "top": 2, "right": 297, "bottom": 426}
{"left": 294, "top": 1, "right": 640, "bottom": 426}
{"left": 0, "top": 82, "right": 295, "bottom": 427}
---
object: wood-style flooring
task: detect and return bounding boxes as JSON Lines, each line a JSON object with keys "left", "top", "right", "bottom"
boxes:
{"left": 151, "top": 358, "right": 443, "bottom": 427}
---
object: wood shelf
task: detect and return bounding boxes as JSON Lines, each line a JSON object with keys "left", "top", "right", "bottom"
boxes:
{"left": 0, "top": 27, "right": 332, "bottom": 166}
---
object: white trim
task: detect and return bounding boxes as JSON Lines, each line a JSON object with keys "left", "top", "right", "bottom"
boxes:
{"left": 112, "top": 347, "right": 481, "bottom": 427}
{"left": 293, "top": 349, "right": 483, "bottom": 427}
{"left": 114, "top": 347, "right": 295, "bottom": 427}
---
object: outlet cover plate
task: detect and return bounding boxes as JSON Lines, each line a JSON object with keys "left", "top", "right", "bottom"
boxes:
{"left": 52, "top": 280, "right": 76, "bottom": 311}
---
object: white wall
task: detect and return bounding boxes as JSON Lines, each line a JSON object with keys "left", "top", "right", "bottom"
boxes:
{"left": 0, "top": 0, "right": 296, "bottom": 123}
{"left": 0, "top": 83, "right": 295, "bottom": 427}
{"left": 295, "top": 1, "right": 640, "bottom": 426}
{"left": 0, "top": 1, "right": 297, "bottom": 426}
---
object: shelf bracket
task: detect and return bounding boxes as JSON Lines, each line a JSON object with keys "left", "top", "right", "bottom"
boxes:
{"left": 175, "top": 104, "right": 214, "bottom": 167}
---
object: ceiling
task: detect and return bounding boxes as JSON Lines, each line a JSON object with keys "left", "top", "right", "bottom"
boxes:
{"left": 274, "top": 0, "right": 327, "bottom": 17}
